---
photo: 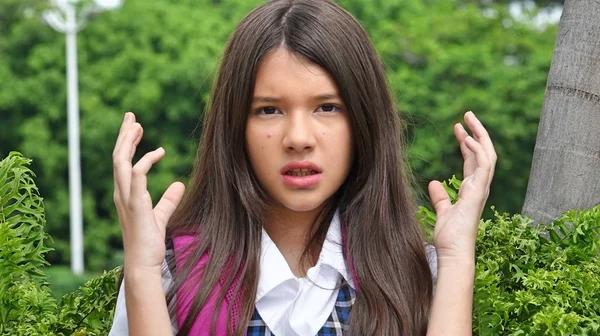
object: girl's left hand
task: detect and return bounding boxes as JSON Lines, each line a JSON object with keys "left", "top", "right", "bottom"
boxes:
{"left": 429, "top": 111, "right": 497, "bottom": 264}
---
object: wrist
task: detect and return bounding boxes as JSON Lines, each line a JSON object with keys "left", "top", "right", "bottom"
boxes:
{"left": 124, "top": 260, "right": 164, "bottom": 279}
{"left": 124, "top": 266, "right": 165, "bottom": 300}
{"left": 436, "top": 252, "right": 476, "bottom": 274}
{"left": 437, "top": 262, "right": 475, "bottom": 281}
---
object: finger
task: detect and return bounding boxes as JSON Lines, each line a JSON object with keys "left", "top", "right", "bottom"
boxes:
{"left": 464, "top": 111, "right": 497, "bottom": 180}
{"left": 130, "top": 147, "right": 165, "bottom": 198}
{"left": 464, "top": 111, "right": 492, "bottom": 147}
{"left": 454, "top": 122, "right": 469, "bottom": 142}
{"left": 113, "top": 112, "right": 136, "bottom": 158}
{"left": 464, "top": 136, "right": 492, "bottom": 190}
{"left": 455, "top": 123, "right": 476, "bottom": 178}
{"left": 114, "top": 123, "right": 142, "bottom": 199}
{"left": 113, "top": 113, "right": 135, "bottom": 202}
{"left": 428, "top": 180, "right": 452, "bottom": 215}
{"left": 154, "top": 182, "right": 186, "bottom": 233}
{"left": 119, "top": 123, "right": 143, "bottom": 164}
{"left": 130, "top": 125, "right": 144, "bottom": 160}
{"left": 113, "top": 121, "right": 140, "bottom": 200}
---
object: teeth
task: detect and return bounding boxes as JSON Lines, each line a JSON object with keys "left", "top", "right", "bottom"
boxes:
{"left": 286, "top": 169, "right": 316, "bottom": 177}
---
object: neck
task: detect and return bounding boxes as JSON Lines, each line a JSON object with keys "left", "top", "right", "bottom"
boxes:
{"left": 263, "top": 204, "right": 323, "bottom": 277}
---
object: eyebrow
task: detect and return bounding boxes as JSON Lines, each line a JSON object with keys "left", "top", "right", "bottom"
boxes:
{"left": 252, "top": 93, "right": 341, "bottom": 103}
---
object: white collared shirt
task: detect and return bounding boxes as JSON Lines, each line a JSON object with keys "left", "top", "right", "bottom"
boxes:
{"left": 255, "top": 212, "right": 355, "bottom": 335}
{"left": 109, "top": 212, "right": 437, "bottom": 336}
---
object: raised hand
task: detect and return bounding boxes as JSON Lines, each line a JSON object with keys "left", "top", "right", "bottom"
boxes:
{"left": 428, "top": 111, "right": 497, "bottom": 263}
{"left": 112, "top": 112, "right": 186, "bottom": 274}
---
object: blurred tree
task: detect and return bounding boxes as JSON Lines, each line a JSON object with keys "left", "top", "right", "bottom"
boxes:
{"left": 0, "top": 0, "right": 262, "bottom": 270}
{"left": 338, "top": 0, "right": 557, "bottom": 214}
{"left": 0, "top": 0, "right": 558, "bottom": 271}
{"left": 522, "top": 1, "right": 600, "bottom": 224}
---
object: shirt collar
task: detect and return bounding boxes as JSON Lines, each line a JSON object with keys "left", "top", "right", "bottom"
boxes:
{"left": 319, "top": 211, "right": 355, "bottom": 289}
{"left": 256, "top": 210, "right": 355, "bottom": 302}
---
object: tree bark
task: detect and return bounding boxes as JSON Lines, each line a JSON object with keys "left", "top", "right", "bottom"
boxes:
{"left": 522, "top": 0, "right": 600, "bottom": 225}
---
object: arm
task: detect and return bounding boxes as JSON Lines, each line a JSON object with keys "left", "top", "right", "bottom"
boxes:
{"left": 112, "top": 112, "right": 185, "bottom": 336}
{"left": 425, "top": 111, "right": 497, "bottom": 335}
{"left": 124, "top": 267, "right": 173, "bottom": 335}
{"left": 108, "top": 263, "right": 177, "bottom": 336}
{"left": 427, "top": 257, "right": 475, "bottom": 335}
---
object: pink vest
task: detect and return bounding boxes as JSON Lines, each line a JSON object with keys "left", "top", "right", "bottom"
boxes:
{"left": 172, "top": 232, "right": 357, "bottom": 335}
{"left": 172, "top": 235, "right": 240, "bottom": 335}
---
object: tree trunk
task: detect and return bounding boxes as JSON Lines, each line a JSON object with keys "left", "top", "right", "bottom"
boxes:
{"left": 522, "top": 0, "right": 600, "bottom": 225}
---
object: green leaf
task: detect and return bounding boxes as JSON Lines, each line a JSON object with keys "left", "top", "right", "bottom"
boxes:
{"left": 548, "top": 229, "right": 560, "bottom": 243}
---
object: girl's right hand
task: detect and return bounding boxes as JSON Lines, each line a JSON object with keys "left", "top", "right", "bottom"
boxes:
{"left": 112, "top": 112, "right": 186, "bottom": 274}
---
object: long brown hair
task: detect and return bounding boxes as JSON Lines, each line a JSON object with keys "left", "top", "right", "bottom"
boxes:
{"left": 165, "top": 0, "right": 433, "bottom": 334}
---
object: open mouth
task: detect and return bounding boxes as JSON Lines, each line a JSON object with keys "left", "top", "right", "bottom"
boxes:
{"left": 285, "top": 169, "right": 318, "bottom": 177}
{"left": 280, "top": 161, "right": 322, "bottom": 187}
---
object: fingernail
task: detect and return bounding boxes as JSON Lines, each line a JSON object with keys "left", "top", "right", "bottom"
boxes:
{"left": 124, "top": 112, "right": 129, "bottom": 120}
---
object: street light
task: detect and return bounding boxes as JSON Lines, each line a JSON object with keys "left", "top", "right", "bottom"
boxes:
{"left": 43, "top": 0, "right": 123, "bottom": 275}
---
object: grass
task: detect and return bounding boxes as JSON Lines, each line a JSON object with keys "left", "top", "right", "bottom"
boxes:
{"left": 45, "top": 265, "right": 100, "bottom": 299}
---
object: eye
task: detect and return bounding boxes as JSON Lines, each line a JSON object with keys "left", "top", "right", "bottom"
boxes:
{"left": 316, "top": 104, "right": 341, "bottom": 113}
{"left": 256, "top": 106, "right": 281, "bottom": 115}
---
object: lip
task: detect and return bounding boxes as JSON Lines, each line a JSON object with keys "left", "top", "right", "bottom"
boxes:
{"left": 281, "top": 161, "right": 322, "bottom": 188}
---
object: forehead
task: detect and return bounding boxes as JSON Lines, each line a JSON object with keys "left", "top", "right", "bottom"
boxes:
{"left": 253, "top": 48, "right": 339, "bottom": 97}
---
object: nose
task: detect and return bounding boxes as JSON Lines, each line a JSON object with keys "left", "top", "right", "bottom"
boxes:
{"left": 282, "top": 112, "right": 316, "bottom": 153}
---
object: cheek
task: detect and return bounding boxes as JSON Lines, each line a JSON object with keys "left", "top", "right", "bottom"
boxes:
{"left": 260, "top": 130, "right": 276, "bottom": 148}
{"left": 327, "top": 124, "right": 352, "bottom": 152}
{"left": 336, "top": 126, "right": 354, "bottom": 172}
{"left": 247, "top": 123, "right": 267, "bottom": 145}
{"left": 246, "top": 125, "right": 278, "bottom": 166}
{"left": 321, "top": 126, "right": 353, "bottom": 166}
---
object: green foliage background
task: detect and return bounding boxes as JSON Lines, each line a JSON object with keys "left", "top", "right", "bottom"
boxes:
{"left": 0, "top": 0, "right": 558, "bottom": 272}
{"left": 419, "top": 177, "right": 600, "bottom": 335}
{"left": 0, "top": 152, "right": 120, "bottom": 335}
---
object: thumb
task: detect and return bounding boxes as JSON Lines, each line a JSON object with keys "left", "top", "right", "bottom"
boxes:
{"left": 428, "top": 180, "right": 451, "bottom": 215}
{"left": 154, "top": 181, "right": 186, "bottom": 232}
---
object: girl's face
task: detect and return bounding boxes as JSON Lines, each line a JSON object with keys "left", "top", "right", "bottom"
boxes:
{"left": 246, "top": 48, "right": 353, "bottom": 215}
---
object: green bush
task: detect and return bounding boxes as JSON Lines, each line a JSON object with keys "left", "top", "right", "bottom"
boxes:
{"left": 420, "top": 177, "right": 600, "bottom": 335}
{"left": 0, "top": 152, "right": 120, "bottom": 336}
{"left": 1, "top": 153, "right": 599, "bottom": 335}
{"left": 472, "top": 207, "right": 600, "bottom": 335}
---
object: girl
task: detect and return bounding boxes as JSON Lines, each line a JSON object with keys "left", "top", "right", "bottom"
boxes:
{"left": 110, "top": 0, "right": 496, "bottom": 335}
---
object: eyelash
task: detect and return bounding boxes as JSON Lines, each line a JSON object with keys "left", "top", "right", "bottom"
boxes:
{"left": 255, "top": 104, "right": 342, "bottom": 115}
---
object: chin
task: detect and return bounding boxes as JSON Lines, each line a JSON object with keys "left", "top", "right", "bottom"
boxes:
{"left": 280, "top": 197, "right": 327, "bottom": 213}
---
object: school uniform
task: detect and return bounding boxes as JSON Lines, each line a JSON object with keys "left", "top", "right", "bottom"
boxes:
{"left": 109, "top": 212, "right": 437, "bottom": 336}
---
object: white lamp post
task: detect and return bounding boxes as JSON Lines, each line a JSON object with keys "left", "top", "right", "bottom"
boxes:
{"left": 43, "top": 0, "right": 123, "bottom": 275}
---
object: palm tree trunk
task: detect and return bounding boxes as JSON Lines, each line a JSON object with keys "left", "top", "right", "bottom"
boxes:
{"left": 522, "top": 0, "right": 600, "bottom": 225}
